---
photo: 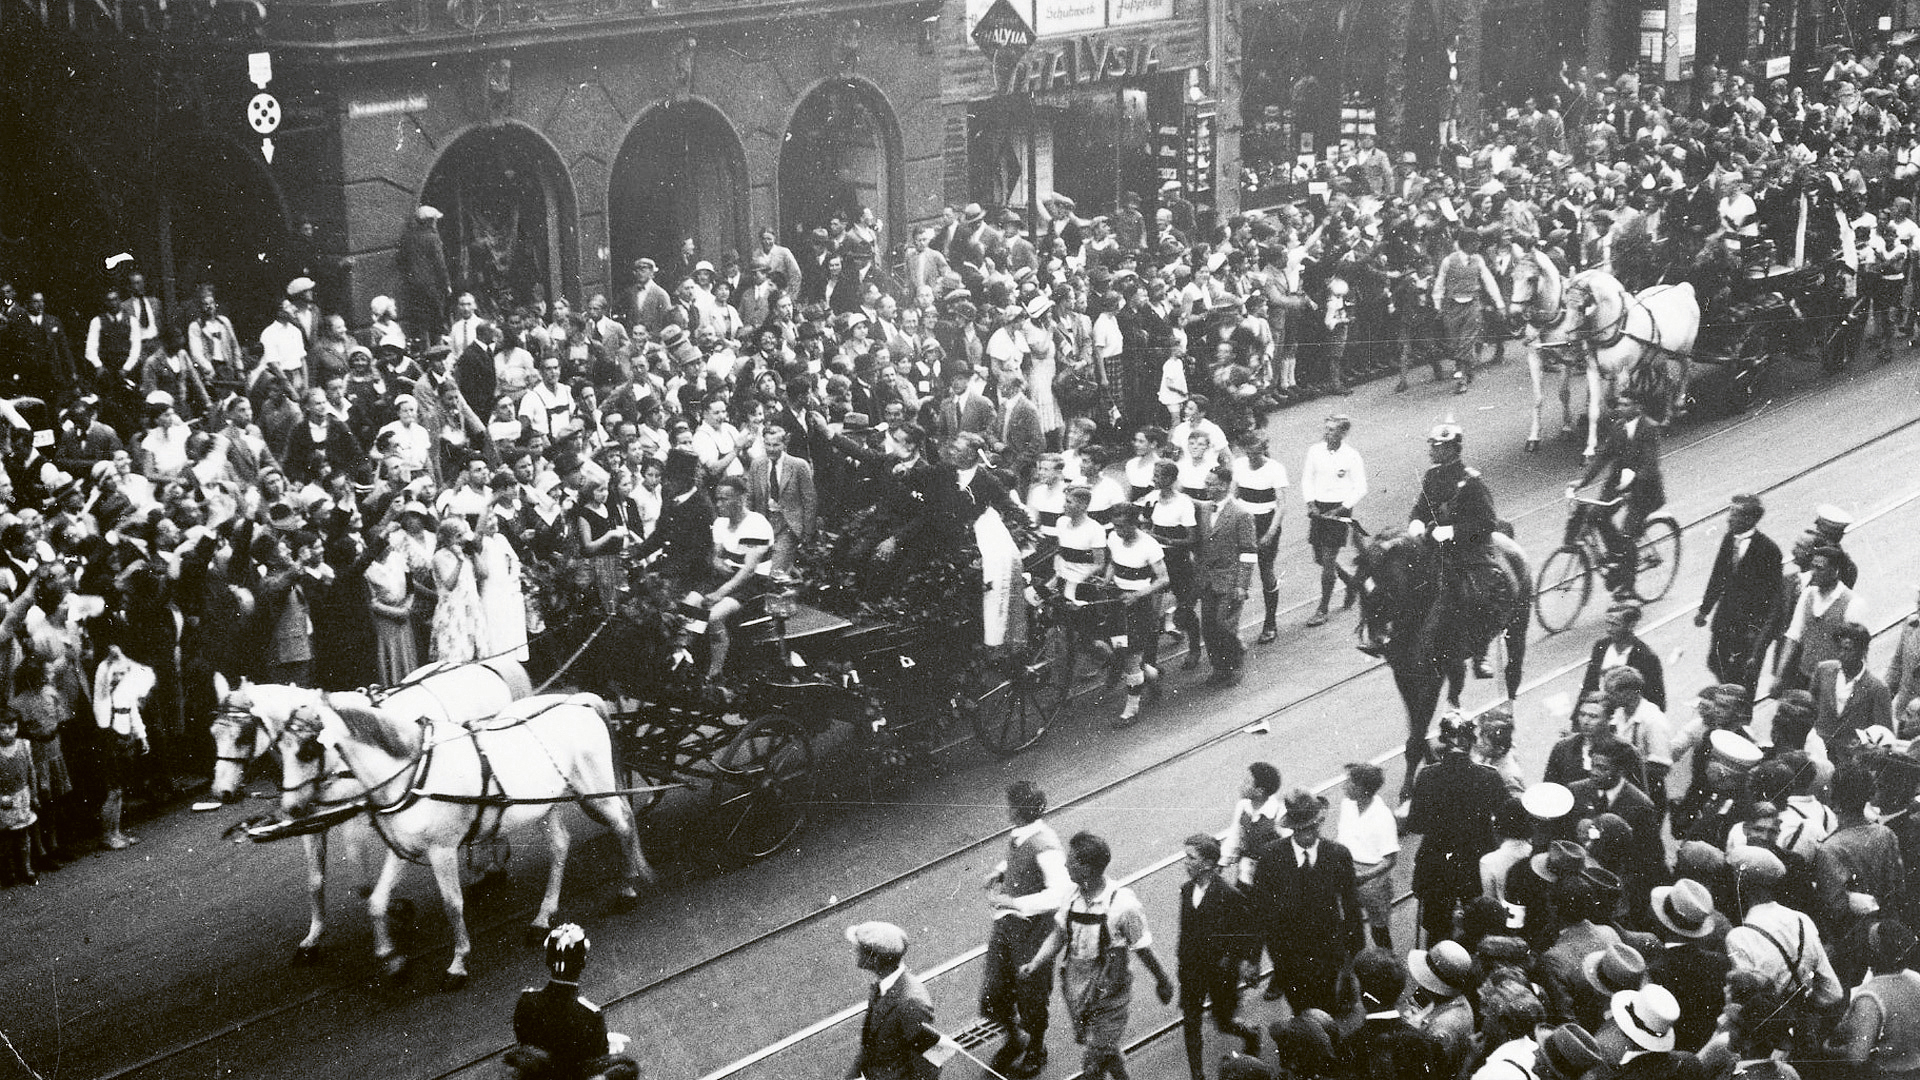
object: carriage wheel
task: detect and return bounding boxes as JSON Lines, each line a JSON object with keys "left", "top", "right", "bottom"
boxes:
{"left": 971, "top": 620, "right": 1069, "bottom": 757}
{"left": 1534, "top": 546, "right": 1593, "bottom": 634}
{"left": 711, "top": 713, "right": 816, "bottom": 861}
{"left": 616, "top": 749, "right": 674, "bottom": 818}
{"left": 1632, "top": 516, "right": 1683, "bottom": 604}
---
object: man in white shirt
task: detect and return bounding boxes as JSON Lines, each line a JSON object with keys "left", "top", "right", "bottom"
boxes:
{"left": 1221, "top": 761, "right": 1285, "bottom": 887}
{"left": 517, "top": 356, "right": 576, "bottom": 440}
{"left": 691, "top": 397, "right": 746, "bottom": 482}
{"left": 1300, "top": 414, "right": 1368, "bottom": 626}
{"left": 448, "top": 292, "right": 483, "bottom": 358}
{"left": 259, "top": 299, "right": 310, "bottom": 392}
{"left": 1723, "top": 846, "right": 1843, "bottom": 1009}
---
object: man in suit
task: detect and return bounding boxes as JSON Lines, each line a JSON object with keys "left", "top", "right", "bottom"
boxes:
{"left": 1810, "top": 621, "right": 1893, "bottom": 755}
{"left": 1646, "top": 879, "right": 1731, "bottom": 1054}
{"left": 1196, "top": 465, "right": 1257, "bottom": 683}
{"left": 3, "top": 290, "right": 79, "bottom": 401}
{"left": 996, "top": 376, "right": 1043, "bottom": 487}
{"left": 454, "top": 320, "right": 499, "bottom": 420}
{"left": 1571, "top": 738, "right": 1666, "bottom": 891}
{"left": 122, "top": 271, "right": 164, "bottom": 376}
{"left": 942, "top": 373, "right": 998, "bottom": 443}
{"left": 448, "top": 293, "right": 484, "bottom": 358}
{"left": 1340, "top": 949, "right": 1445, "bottom": 1080}
{"left": 1406, "top": 713, "right": 1509, "bottom": 945}
{"left": 1578, "top": 601, "right": 1667, "bottom": 711}
{"left": 1177, "top": 833, "right": 1261, "bottom": 1080}
{"left": 1261, "top": 789, "right": 1363, "bottom": 1016}
{"left": 1572, "top": 391, "right": 1664, "bottom": 596}
{"left": 747, "top": 426, "right": 816, "bottom": 579}
{"left": 53, "top": 394, "right": 124, "bottom": 476}
{"left": 1696, "top": 494, "right": 1783, "bottom": 691}
{"left": 282, "top": 386, "right": 370, "bottom": 487}
{"left": 845, "top": 921, "right": 940, "bottom": 1080}
{"left": 754, "top": 228, "right": 805, "bottom": 301}
{"left": 626, "top": 259, "right": 674, "bottom": 336}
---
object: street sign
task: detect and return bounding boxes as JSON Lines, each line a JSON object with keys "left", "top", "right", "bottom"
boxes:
{"left": 248, "top": 92, "right": 281, "bottom": 134}
{"left": 971, "top": 0, "right": 1035, "bottom": 56}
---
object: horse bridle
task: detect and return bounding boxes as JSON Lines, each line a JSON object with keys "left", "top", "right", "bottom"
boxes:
{"left": 279, "top": 706, "right": 436, "bottom": 815}
{"left": 211, "top": 706, "right": 265, "bottom": 767}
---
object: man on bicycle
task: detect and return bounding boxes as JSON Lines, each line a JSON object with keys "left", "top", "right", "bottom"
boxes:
{"left": 1568, "top": 389, "right": 1664, "bottom": 598}
{"left": 1408, "top": 423, "right": 1504, "bottom": 677}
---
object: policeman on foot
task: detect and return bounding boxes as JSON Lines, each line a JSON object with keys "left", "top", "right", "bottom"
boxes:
{"left": 507, "top": 925, "right": 640, "bottom": 1080}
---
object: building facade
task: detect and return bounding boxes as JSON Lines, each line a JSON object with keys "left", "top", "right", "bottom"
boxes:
{"left": 939, "top": 0, "right": 1240, "bottom": 234}
{"left": 0, "top": 0, "right": 944, "bottom": 337}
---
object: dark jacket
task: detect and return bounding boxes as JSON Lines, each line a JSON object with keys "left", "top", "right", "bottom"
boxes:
{"left": 1262, "top": 838, "right": 1365, "bottom": 959}
{"left": 849, "top": 969, "right": 940, "bottom": 1080}
{"left": 1177, "top": 875, "right": 1262, "bottom": 972}
{"left": 1700, "top": 529, "right": 1783, "bottom": 633}
{"left": 1578, "top": 635, "right": 1668, "bottom": 710}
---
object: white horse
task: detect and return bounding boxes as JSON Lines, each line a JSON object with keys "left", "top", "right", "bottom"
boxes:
{"left": 276, "top": 692, "right": 656, "bottom": 990}
{"left": 1502, "top": 247, "right": 1590, "bottom": 453}
{"left": 1536, "top": 269, "right": 1700, "bottom": 457}
{"left": 210, "top": 659, "right": 532, "bottom": 963}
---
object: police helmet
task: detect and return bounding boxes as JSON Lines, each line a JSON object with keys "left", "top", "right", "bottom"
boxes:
{"left": 1427, "top": 423, "right": 1465, "bottom": 446}
{"left": 1436, "top": 710, "right": 1476, "bottom": 749}
{"left": 545, "top": 923, "right": 590, "bottom": 981}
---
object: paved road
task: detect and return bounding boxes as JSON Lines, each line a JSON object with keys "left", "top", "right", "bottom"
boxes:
{"left": 4, "top": 350, "right": 1918, "bottom": 1080}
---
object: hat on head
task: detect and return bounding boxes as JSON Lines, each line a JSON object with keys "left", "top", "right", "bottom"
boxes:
{"left": 657, "top": 324, "right": 688, "bottom": 348}
{"left": 1814, "top": 503, "right": 1854, "bottom": 536}
{"left": 1427, "top": 422, "right": 1464, "bottom": 444}
{"left": 1612, "top": 985, "right": 1680, "bottom": 1052}
{"left": 145, "top": 390, "right": 175, "bottom": 408}
{"left": 1409, "top": 940, "right": 1474, "bottom": 997}
{"left": 398, "top": 500, "right": 436, "bottom": 525}
{"left": 371, "top": 295, "right": 398, "bottom": 319}
{"left": 416, "top": 205, "right": 443, "bottom": 222}
{"left": 544, "top": 923, "right": 589, "bottom": 981}
{"left": 693, "top": 260, "right": 715, "bottom": 274}
{"left": 963, "top": 203, "right": 987, "bottom": 224}
{"left": 1522, "top": 782, "right": 1575, "bottom": 821}
{"left": 1651, "top": 878, "right": 1717, "bottom": 939}
{"left": 267, "top": 502, "right": 302, "bottom": 528}
{"left": 422, "top": 344, "right": 453, "bottom": 364}
{"left": 1531, "top": 839, "right": 1589, "bottom": 883}
{"left": 1540, "top": 1025, "right": 1605, "bottom": 1080}
{"left": 845, "top": 920, "right": 908, "bottom": 958}
{"left": 635, "top": 257, "right": 658, "bottom": 271}
{"left": 1280, "top": 788, "right": 1328, "bottom": 830}
{"left": 1161, "top": 180, "right": 1182, "bottom": 194}
{"left": 1709, "top": 729, "right": 1763, "bottom": 771}
{"left": 1025, "top": 294, "right": 1054, "bottom": 319}
{"left": 841, "top": 412, "right": 872, "bottom": 433}
{"left": 941, "top": 287, "right": 972, "bottom": 306}
{"left": 1674, "top": 840, "right": 1728, "bottom": 881}
{"left": 287, "top": 277, "right": 316, "bottom": 297}
{"left": 663, "top": 447, "right": 700, "bottom": 487}
{"left": 1728, "top": 845, "right": 1786, "bottom": 885}
{"left": 1582, "top": 943, "right": 1648, "bottom": 998}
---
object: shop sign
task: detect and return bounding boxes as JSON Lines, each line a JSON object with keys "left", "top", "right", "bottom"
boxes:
{"left": 1184, "top": 107, "right": 1216, "bottom": 200}
{"left": 1108, "top": 0, "right": 1173, "bottom": 25}
{"left": 1000, "top": 34, "right": 1163, "bottom": 94}
{"left": 972, "top": 0, "right": 1036, "bottom": 55}
{"left": 1153, "top": 119, "right": 1183, "bottom": 186}
{"left": 2, "top": 0, "right": 266, "bottom": 38}
{"left": 1034, "top": 0, "right": 1103, "bottom": 35}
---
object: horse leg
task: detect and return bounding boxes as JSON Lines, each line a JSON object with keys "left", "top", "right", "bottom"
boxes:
{"left": 367, "top": 851, "right": 411, "bottom": 982}
{"left": 528, "top": 813, "right": 569, "bottom": 946}
{"left": 1526, "top": 348, "right": 1545, "bottom": 450}
{"left": 1584, "top": 360, "right": 1605, "bottom": 460}
{"left": 1443, "top": 659, "right": 1467, "bottom": 708}
{"left": 426, "top": 845, "right": 472, "bottom": 990}
{"left": 295, "top": 832, "right": 327, "bottom": 964}
{"left": 1397, "top": 670, "right": 1441, "bottom": 806}
{"left": 1504, "top": 616, "right": 1527, "bottom": 702}
{"left": 580, "top": 795, "right": 655, "bottom": 898}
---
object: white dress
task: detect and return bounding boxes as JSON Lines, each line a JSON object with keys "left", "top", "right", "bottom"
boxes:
{"left": 478, "top": 532, "right": 529, "bottom": 661}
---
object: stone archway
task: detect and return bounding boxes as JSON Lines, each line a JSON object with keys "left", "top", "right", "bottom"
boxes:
{"left": 607, "top": 99, "right": 747, "bottom": 289}
{"left": 0, "top": 120, "right": 118, "bottom": 328}
{"left": 778, "top": 77, "right": 902, "bottom": 254}
{"left": 422, "top": 122, "right": 580, "bottom": 316}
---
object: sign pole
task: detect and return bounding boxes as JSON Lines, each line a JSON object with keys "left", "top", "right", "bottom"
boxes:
{"left": 1028, "top": 70, "right": 1041, "bottom": 238}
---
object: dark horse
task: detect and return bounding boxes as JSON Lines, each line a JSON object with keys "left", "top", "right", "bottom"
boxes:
{"left": 1352, "top": 533, "right": 1533, "bottom": 803}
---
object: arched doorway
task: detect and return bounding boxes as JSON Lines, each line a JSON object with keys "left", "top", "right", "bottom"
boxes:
{"left": 779, "top": 78, "right": 900, "bottom": 252}
{"left": 158, "top": 132, "right": 291, "bottom": 339}
{"left": 607, "top": 101, "right": 746, "bottom": 290}
{"left": 0, "top": 121, "right": 120, "bottom": 328}
{"left": 422, "top": 123, "right": 579, "bottom": 316}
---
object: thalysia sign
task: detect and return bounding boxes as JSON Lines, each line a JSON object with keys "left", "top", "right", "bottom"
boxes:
{"left": 998, "top": 35, "right": 1163, "bottom": 94}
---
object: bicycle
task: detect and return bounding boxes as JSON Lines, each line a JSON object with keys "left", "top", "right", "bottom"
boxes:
{"left": 1533, "top": 495, "right": 1682, "bottom": 633}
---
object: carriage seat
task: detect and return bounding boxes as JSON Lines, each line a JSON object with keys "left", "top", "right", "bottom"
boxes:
{"left": 738, "top": 602, "right": 853, "bottom": 649}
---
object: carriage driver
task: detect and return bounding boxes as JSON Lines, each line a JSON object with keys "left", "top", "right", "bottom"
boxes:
{"left": 1407, "top": 423, "right": 1503, "bottom": 677}
{"left": 506, "top": 925, "right": 639, "bottom": 1080}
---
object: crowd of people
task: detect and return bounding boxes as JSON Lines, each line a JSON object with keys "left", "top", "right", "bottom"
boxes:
{"left": 6, "top": 34, "right": 1920, "bottom": 1080}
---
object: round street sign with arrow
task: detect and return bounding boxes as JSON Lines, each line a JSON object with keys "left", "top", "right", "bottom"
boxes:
{"left": 248, "top": 92, "right": 282, "bottom": 135}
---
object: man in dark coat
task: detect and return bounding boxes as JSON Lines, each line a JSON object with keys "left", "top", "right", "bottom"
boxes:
{"left": 509, "top": 924, "right": 639, "bottom": 1080}
{"left": 1573, "top": 390, "right": 1664, "bottom": 596}
{"left": 1695, "top": 494, "right": 1782, "bottom": 691}
{"left": 1341, "top": 949, "right": 1445, "bottom": 1080}
{"left": 846, "top": 921, "right": 941, "bottom": 1080}
{"left": 2, "top": 290, "right": 79, "bottom": 401}
{"left": 1570, "top": 738, "right": 1667, "bottom": 893}
{"left": 630, "top": 449, "right": 715, "bottom": 590}
{"left": 454, "top": 321, "right": 500, "bottom": 421}
{"left": 399, "top": 206, "right": 451, "bottom": 343}
{"left": 1406, "top": 713, "right": 1509, "bottom": 946}
{"left": 1261, "top": 789, "right": 1363, "bottom": 1016}
{"left": 281, "top": 387, "right": 370, "bottom": 486}
{"left": 1177, "top": 833, "right": 1262, "bottom": 1080}
{"left": 1578, "top": 600, "right": 1667, "bottom": 711}
{"left": 1646, "top": 878, "right": 1731, "bottom": 1054}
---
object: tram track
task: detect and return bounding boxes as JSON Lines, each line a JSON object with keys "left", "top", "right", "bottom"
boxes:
{"left": 98, "top": 389, "right": 1920, "bottom": 1080}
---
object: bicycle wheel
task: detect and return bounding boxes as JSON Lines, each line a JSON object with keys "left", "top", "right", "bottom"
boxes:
{"left": 1534, "top": 545, "right": 1593, "bottom": 633}
{"left": 971, "top": 625, "right": 1066, "bottom": 757}
{"left": 1633, "top": 516, "right": 1683, "bottom": 603}
{"left": 710, "top": 712, "right": 815, "bottom": 861}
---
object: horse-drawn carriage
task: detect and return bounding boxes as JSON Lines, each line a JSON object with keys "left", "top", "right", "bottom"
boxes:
{"left": 1683, "top": 257, "right": 1858, "bottom": 416}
